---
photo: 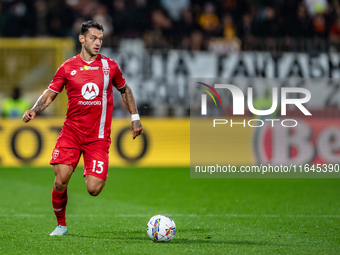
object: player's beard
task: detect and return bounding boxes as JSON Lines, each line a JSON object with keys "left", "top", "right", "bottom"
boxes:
{"left": 84, "top": 41, "right": 98, "bottom": 57}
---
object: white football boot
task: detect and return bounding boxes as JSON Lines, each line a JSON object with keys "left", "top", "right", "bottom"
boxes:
{"left": 50, "top": 225, "right": 68, "bottom": 236}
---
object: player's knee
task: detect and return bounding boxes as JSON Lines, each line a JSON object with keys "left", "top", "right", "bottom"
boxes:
{"left": 87, "top": 187, "right": 101, "bottom": 196}
{"left": 88, "top": 190, "right": 99, "bottom": 196}
{"left": 54, "top": 179, "right": 68, "bottom": 192}
{"left": 85, "top": 175, "right": 106, "bottom": 196}
{"left": 87, "top": 184, "right": 105, "bottom": 196}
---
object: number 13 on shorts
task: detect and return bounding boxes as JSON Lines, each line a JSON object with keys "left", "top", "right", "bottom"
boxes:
{"left": 92, "top": 160, "right": 104, "bottom": 174}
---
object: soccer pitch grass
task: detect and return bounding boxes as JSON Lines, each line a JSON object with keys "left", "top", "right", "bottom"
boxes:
{"left": 0, "top": 167, "right": 340, "bottom": 254}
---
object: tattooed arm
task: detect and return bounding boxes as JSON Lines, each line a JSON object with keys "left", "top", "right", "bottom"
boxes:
{"left": 22, "top": 89, "right": 58, "bottom": 123}
{"left": 119, "top": 84, "right": 143, "bottom": 139}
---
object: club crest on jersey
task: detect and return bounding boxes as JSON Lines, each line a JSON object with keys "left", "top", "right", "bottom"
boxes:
{"left": 52, "top": 149, "right": 59, "bottom": 160}
{"left": 103, "top": 66, "right": 110, "bottom": 76}
{"left": 81, "top": 83, "right": 99, "bottom": 100}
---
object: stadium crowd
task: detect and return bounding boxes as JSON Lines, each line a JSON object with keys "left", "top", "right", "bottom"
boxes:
{"left": 1, "top": 0, "right": 340, "bottom": 52}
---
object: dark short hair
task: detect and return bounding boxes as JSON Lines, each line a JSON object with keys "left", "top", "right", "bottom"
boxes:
{"left": 80, "top": 20, "right": 104, "bottom": 35}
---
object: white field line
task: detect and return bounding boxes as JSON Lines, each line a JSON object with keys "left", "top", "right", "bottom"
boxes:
{"left": 0, "top": 213, "right": 339, "bottom": 218}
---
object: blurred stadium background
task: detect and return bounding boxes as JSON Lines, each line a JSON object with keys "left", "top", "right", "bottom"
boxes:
{"left": 1, "top": 0, "right": 340, "bottom": 167}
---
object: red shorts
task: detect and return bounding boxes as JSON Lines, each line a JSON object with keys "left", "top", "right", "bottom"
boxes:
{"left": 50, "top": 125, "right": 111, "bottom": 180}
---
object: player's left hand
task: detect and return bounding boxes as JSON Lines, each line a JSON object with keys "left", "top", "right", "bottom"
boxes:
{"left": 131, "top": 120, "right": 143, "bottom": 139}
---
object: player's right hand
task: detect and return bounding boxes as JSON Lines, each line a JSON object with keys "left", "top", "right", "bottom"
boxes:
{"left": 22, "top": 110, "right": 36, "bottom": 123}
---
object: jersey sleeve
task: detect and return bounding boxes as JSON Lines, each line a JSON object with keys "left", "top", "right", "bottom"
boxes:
{"left": 112, "top": 64, "right": 126, "bottom": 89}
{"left": 48, "top": 64, "right": 66, "bottom": 93}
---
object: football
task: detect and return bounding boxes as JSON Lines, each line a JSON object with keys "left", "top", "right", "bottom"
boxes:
{"left": 146, "top": 214, "right": 176, "bottom": 242}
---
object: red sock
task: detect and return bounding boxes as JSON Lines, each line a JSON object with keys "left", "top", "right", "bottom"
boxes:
{"left": 52, "top": 187, "right": 68, "bottom": 226}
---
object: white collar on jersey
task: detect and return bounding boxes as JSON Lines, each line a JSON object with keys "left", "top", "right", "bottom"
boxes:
{"left": 84, "top": 60, "right": 95, "bottom": 64}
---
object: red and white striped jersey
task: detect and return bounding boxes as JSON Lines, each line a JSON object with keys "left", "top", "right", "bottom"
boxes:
{"left": 48, "top": 54, "right": 126, "bottom": 139}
